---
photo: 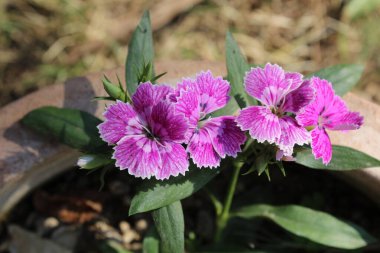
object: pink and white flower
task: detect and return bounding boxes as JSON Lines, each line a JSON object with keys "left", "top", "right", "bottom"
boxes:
{"left": 175, "top": 71, "right": 247, "bottom": 168}
{"left": 296, "top": 77, "right": 363, "bottom": 164}
{"left": 236, "top": 63, "right": 314, "bottom": 158}
{"left": 98, "top": 82, "right": 189, "bottom": 180}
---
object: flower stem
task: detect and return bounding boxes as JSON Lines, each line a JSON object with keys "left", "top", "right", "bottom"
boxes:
{"left": 215, "top": 162, "right": 242, "bottom": 242}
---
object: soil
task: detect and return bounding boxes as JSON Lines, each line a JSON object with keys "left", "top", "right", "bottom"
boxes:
{"left": 1, "top": 162, "right": 380, "bottom": 252}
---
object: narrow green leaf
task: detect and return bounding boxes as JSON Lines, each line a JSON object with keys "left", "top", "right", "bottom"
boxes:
{"left": 21, "top": 106, "right": 107, "bottom": 152}
{"left": 143, "top": 227, "right": 160, "bottom": 253}
{"left": 295, "top": 145, "right": 380, "bottom": 170}
{"left": 152, "top": 201, "right": 184, "bottom": 253}
{"left": 308, "top": 64, "right": 364, "bottom": 96}
{"left": 125, "top": 11, "right": 155, "bottom": 95}
{"left": 77, "top": 154, "right": 112, "bottom": 169}
{"left": 233, "top": 204, "right": 377, "bottom": 249}
{"left": 129, "top": 166, "right": 220, "bottom": 215}
{"left": 226, "top": 31, "right": 256, "bottom": 107}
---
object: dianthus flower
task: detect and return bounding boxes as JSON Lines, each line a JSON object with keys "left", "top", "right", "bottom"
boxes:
{"left": 236, "top": 63, "right": 314, "bottom": 158}
{"left": 296, "top": 77, "right": 363, "bottom": 164}
{"left": 174, "top": 71, "right": 246, "bottom": 168}
{"left": 98, "top": 82, "right": 189, "bottom": 180}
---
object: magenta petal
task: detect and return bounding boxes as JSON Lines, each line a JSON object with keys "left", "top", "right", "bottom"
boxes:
{"left": 329, "top": 111, "right": 364, "bottom": 130}
{"left": 311, "top": 127, "right": 332, "bottom": 165}
{"left": 98, "top": 101, "right": 143, "bottom": 144}
{"left": 236, "top": 106, "right": 281, "bottom": 144}
{"left": 132, "top": 82, "right": 174, "bottom": 113}
{"left": 285, "top": 72, "right": 303, "bottom": 92}
{"left": 281, "top": 80, "right": 315, "bottom": 114}
{"left": 175, "top": 90, "right": 200, "bottom": 128}
{"left": 156, "top": 142, "right": 189, "bottom": 180}
{"left": 203, "top": 116, "right": 247, "bottom": 158}
{"left": 150, "top": 101, "right": 188, "bottom": 143}
{"left": 113, "top": 136, "right": 162, "bottom": 179}
{"left": 276, "top": 116, "right": 310, "bottom": 157}
{"left": 188, "top": 128, "right": 220, "bottom": 168}
{"left": 244, "top": 63, "right": 289, "bottom": 106}
{"left": 195, "top": 71, "right": 231, "bottom": 114}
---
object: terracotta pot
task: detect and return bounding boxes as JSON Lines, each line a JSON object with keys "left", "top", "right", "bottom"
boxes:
{"left": 0, "top": 60, "right": 379, "bottom": 220}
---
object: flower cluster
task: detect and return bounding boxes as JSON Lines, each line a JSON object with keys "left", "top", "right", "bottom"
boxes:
{"left": 98, "top": 72, "right": 246, "bottom": 179}
{"left": 98, "top": 63, "right": 363, "bottom": 180}
{"left": 237, "top": 63, "right": 363, "bottom": 164}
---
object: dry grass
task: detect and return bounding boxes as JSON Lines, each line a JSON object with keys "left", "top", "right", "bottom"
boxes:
{"left": 1, "top": 0, "right": 380, "bottom": 106}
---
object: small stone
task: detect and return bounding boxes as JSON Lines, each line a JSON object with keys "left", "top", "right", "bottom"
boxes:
{"left": 43, "top": 217, "right": 59, "bottom": 229}
{"left": 135, "top": 219, "right": 148, "bottom": 232}
{"left": 119, "top": 221, "right": 131, "bottom": 233}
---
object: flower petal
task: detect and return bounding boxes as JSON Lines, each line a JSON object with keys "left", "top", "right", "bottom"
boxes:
{"left": 132, "top": 82, "right": 174, "bottom": 113}
{"left": 328, "top": 111, "right": 364, "bottom": 130}
{"left": 276, "top": 116, "right": 310, "bottom": 157}
{"left": 281, "top": 80, "right": 315, "bottom": 114}
{"left": 203, "top": 116, "right": 246, "bottom": 158}
{"left": 236, "top": 106, "right": 281, "bottom": 144}
{"left": 195, "top": 71, "right": 230, "bottom": 114}
{"left": 244, "top": 63, "right": 291, "bottom": 106}
{"left": 156, "top": 142, "right": 189, "bottom": 180}
{"left": 98, "top": 101, "right": 143, "bottom": 144}
{"left": 175, "top": 90, "right": 200, "bottom": 128}
{"left": 311, "top": 127, "right": 332, "bottom": 165}
{"left": 188, "top": 128, "right": 220, "bottom": 168}
{"left": 113, "top": 136, "right": 162, "bottom": 179}
{"left": 150, "top": 101, "right": 189, "bottom": 143}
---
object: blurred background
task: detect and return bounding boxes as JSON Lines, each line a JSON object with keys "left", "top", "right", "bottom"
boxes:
{"left": 1, "top": 0, "right": 380, "bottom": 107}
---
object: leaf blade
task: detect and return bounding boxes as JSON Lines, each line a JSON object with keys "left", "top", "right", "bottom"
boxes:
{"left": 21, "top": 106, "right": 107, "bottom": 152}
{"left": 295, "top": 145, "right": 380, "bottom": 170}
{"left": 308, "top": 64, "right": 364, "bottom": 96}
{"left": 233, "top": 204, "right": 377, "bottom": 249}
{"left": 152, "top": 201, "right": 184, "bottom": 253}
{"left": 125, "top": 11, "right": 155, "bottom": 95}
{"left": 129, "top": 166, "right": 220, "bottom": 215}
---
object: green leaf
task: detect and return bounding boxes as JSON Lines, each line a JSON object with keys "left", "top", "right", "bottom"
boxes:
{"left": 308, "top": 64, "right": 364, "bottom": 96}
{"left": 345, "top": 0, "right": 380, "bottom": 20}
{"left": 295, "top": 145, "right": 380, "bottom": 170}
{"left": 21, "top": 106, "right": 107, "bottom": 152}
{"left": 233, "top": 204, "right": 377, "bottom": 249}
{"left": 225, "top": 31, "right": 255, "bottom": 108}
{"left": 143, "top": 227, "right": 160, "bottom": 253}
{"left": 152, "top": 201, "right": 184, "bottom": 253}
{"left": 125, "top": 11, "right": 155, "bottom": 95}
{"left": 129, "top": 166, "right": 220, "bottom": 215}
{"left": 77, "top": 154, "right": 112, "bottom": 169}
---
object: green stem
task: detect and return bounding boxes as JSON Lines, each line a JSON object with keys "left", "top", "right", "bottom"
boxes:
{"left": 215, "top": 163, "right": 242, "bottom": 242}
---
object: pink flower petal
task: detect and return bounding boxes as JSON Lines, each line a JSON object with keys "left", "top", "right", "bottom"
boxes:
{"left": 236, "top": 106, "right": 281, "bottom": 144}
{"left": 194, "top": 71, "right": 230, "bottom": 114}
{"left": 175, "top": 90, "right": 200, "bottom": 128}
{"left": 281, "top": 80, "right": 315, "bottom": 114}
{"left": 132, "top": 82, "right": 174, "bottom": 114}
{"left": 311, "top": 127, "right": 332, "bottom": 165}
{"left": 276, "top": 116, "right": 310, "bottom": 157}
{"left": 113, "top": 136, "right": 162, "bottom": 179}
{"left": 244, "top": 63, "right": 292, "bottom": 106}
{"left": 156, "top": 142, "right": 189, "bottom": 180}
{"left": 285, "top": 72, "right": 304, "bottom": 92}
{"left": 328, "top": 111, "right": 363, "bottom": 130}
{"left": 98, "top": 101, "right": 143, "bottom": 144}
{"left": 187, "top": 128, "right": 221, "bottom": 168}
{"left": 150, "top": 101, "right": 188, "bottom": 143}
{"left": 203, "top": 116, "right": 246, "bottom": 158}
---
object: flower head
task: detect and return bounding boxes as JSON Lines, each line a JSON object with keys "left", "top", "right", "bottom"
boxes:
{"left": 98, "top": 82, "right": 189, "bottom": 180}
{"left": 296, "top": 77, "right": 363, "bottom": 164}
{"left": 236, "top": 63, "right": 314, "bottom": 158}
{"left": 175, "top": 71, "right": 246, "bottom": 168}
